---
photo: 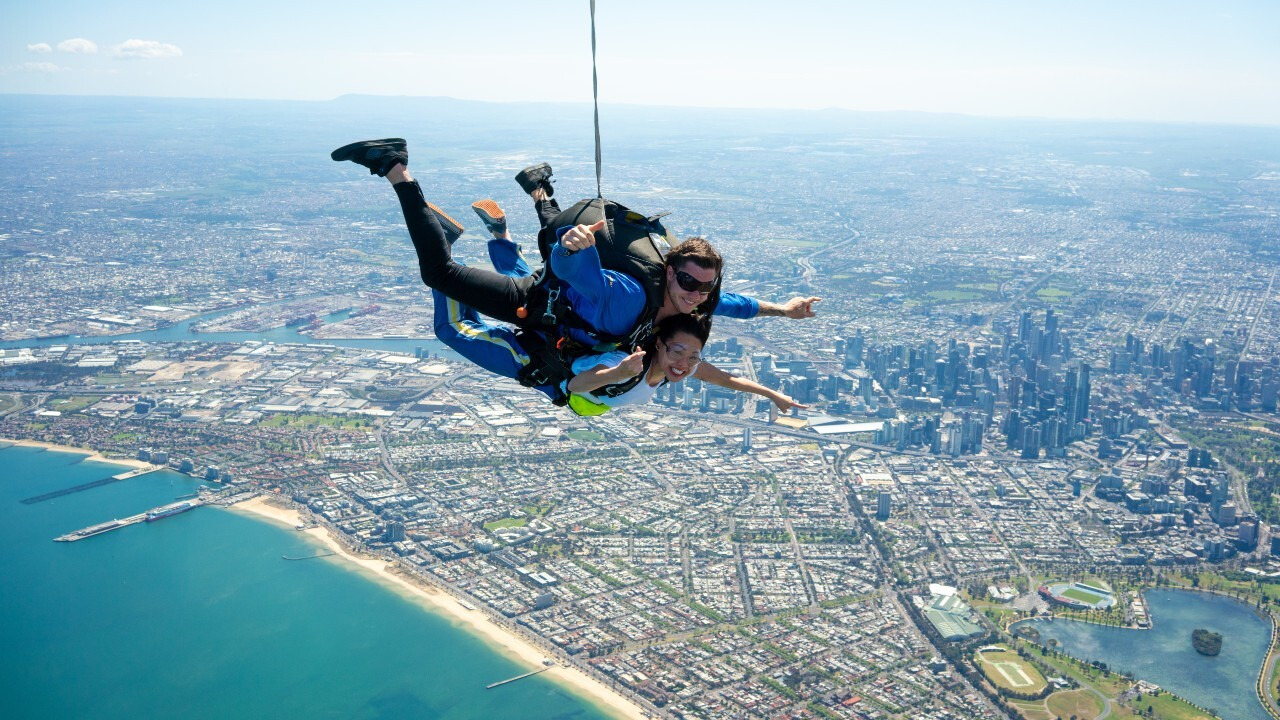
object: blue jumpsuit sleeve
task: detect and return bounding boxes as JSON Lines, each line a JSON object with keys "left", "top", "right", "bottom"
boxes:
{"left": 550, "top": 226, "right": 609, "bottom": 302}
{"left": 550, "top": 226, "right": 649, "bottom": 336}
{"left": 713, "top": 292, "right": 760, "bottom": 319}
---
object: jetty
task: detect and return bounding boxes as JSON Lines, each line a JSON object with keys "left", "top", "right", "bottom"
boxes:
{"left": 486, "top": 665, "right": 553, "bottom": 689}
{"left": 21, "top": 465, "right": 161, "bottom": 505}
{"left": 282, "top": 551, "right": 335, "bottom": 561}
{"left": 54, "top": 497, "right": 202, "bottom": 542}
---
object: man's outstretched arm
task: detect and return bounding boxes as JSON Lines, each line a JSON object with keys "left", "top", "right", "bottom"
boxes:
{"left": 715, "top": 294, "right": 822, "bottom": 320}
{"left": 755, "top": 296, "right": 821, "bottom": 318}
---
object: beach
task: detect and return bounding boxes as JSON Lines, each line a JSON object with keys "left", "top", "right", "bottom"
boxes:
{"left": 232, "top": 495, "right": 646, "bottom": 720}
{"left": 2, "top": 439, "right": 154, "bottom": 470}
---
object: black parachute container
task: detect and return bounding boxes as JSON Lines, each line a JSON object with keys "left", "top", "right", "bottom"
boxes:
{"left": 527, "top": 198, "right": 720, "bottom": 351}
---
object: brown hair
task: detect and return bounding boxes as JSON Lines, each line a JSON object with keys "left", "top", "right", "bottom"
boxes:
{"left": 665, "top": 236, "right": 722, "bottom": 275}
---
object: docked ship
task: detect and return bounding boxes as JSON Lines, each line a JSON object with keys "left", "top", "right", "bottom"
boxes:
{"left": 145, "top": 501, "right": 195, "bottom": 522}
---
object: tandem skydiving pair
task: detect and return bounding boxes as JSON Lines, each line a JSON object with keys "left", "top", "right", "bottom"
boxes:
{"left": 331, "top": 138, "right": 820, "bottom": 416}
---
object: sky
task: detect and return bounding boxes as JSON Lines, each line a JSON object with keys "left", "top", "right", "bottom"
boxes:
{"left": 3, "top": 0, "right": 1279, "bottom": 126}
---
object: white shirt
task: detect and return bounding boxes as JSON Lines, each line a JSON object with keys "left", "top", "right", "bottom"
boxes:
{"left": 568, "top": 351, "right": 664, "bottom": 409}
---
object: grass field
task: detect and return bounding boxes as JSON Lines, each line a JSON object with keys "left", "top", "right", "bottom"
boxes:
{"left": 260, "top": 413, "right": 370, "bottom": 429}
{"left": 1046, "top": 689, "right": 1103, "bottom": 719}
{"left": 1129, "top": 690, "right": 1216, "bottom": 719}
{"left": 1062, "top": 587, "right": 1107, "bottom": 604}
{"left": 50, "top": 395, "right": 99, "bottom": 413}
{"left": 926, "top": 289, "right": 983, "bottom": 302}
{"left": 0, "top": 394, "right": 20, "bottom": 415}
{"left": 483, "top": 517, "right": 528, "bottom": 531}
{"left": 976, "top": 648, "right": 1048, "bottom": 694}
{"left": 1010, "top": 699, "right": 1053, "bottom": 720}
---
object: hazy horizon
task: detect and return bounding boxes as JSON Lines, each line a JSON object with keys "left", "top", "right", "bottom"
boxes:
{"left": 5, "top": 1, "right": 1279, "bottom": 127}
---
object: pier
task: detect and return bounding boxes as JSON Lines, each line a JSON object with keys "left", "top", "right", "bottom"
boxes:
{"left": 486, "top": 665, "right": 553, "bottom": 689}
{"left": 21, "top": 465, "right": 161, "bottom": 505}
{"left": 54, "top": 498, "right": 202, "bottom": 542}
{"left": 282, "top": 551, "right": 335, "bottom": 561}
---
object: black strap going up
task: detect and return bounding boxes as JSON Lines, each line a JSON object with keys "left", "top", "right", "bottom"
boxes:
{"left": 590, "top": 0, "right": 603, "bottom": 199}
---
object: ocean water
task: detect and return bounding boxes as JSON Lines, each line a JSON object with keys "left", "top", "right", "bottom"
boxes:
{"left": 0, "top": 444, "right": 611, "bottom": 720}
{"left": 1020, "top": 589, "right": 1272, "bottom": 720}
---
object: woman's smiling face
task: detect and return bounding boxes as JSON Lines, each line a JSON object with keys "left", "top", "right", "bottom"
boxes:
{"left": 655, "top": 331, "right": 703, "bottom": 383}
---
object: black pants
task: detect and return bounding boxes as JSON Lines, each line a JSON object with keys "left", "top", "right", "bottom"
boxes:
{"left": 395, "top": 180, "right": 535, "bottom": 326}
{"left": 535, "top": 198, "right": 561, "bottom": 229}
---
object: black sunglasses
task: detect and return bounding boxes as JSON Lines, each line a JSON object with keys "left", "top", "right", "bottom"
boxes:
{"left": 674, "top": 269, "right": 717, "bottom": 294}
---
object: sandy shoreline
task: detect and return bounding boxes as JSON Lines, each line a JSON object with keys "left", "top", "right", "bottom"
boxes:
{"left": 1, "top": 438, "right": 154, "bottom": 470}
{"left": 231, "top": 495, "right": 646, "bottom": 720}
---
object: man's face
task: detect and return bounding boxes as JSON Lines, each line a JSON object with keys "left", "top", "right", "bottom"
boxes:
{"left": 665, "top": 261, "right": 717, "bottom": 314}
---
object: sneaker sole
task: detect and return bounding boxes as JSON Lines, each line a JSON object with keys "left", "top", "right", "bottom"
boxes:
{"left": 471, "top": 199, "right": 506, "bottom": 225}
{"left": 427, "top": 202, "right": 465, "bottom": 239}
{"left": 330, "top": 138, "right": 406, "bottom": 162}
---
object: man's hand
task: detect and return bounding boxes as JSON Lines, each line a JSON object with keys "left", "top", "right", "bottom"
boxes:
{"left": 780, "top": 296, "right": 821, "bottom": 319}
{"left": 531, "top": 187, "right": 548, "bottom": 202}
{"left": 560, "top": 220, "right": 605, "bottom": 253}
{"left": 610, "top": 350, "right": 646, "bottom": 380}
{"left": 757, "top": 296, "right": 822, "bottom": 318}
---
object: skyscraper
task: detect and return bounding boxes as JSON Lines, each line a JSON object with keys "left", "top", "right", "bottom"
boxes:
{"left": 876, "top": 491, "right": 891, "bottom": 521}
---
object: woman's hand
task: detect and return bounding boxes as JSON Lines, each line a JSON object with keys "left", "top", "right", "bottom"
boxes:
{"left": 610, "top": 349, "right": 646, "bottom": 381}
{"left": 772, "top": 393, "right": 808, "bottom": 412}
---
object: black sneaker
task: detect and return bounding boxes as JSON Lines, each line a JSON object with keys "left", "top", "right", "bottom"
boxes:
{"left": 515, "top": 162, "right": 554, "bottom": 197}
{"left": 330, "top": 138, "right": 408, "bottom": 177}
{"left": 427, "top": 202, "right": 464, "bottom": 245}
{"left": 471, "top": 199, "right": 507, "bottom": 237}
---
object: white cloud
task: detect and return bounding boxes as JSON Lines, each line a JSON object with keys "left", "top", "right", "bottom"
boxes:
{"left": 113, "top": 39, "right": 183, "bottom": 60}
{"left": 57, "top": 38, "right": 98, "bottom": 54}
{"left": 27, "top": 43, "right": 53, "bottom": 54}
{"left": 21, "top": 62, "right": 61, "bottom": 73}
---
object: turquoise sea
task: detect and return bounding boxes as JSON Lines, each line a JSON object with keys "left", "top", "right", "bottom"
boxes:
{"left": 1020, "top": 589, "right": 1272, "bottom": 720}
{"left": 0, "top": 444, "right": 611, "bottom": 720}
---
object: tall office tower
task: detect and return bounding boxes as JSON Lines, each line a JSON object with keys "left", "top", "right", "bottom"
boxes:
{"left": 384, "top": 521, "right": 406, "bottom": 543}
{"left": 923, "top": 339, "right": 938, "bottom": 370}
{"left": 1020, "top": 425, "right": 1041, "bottom": 460}
{"left": 848, "top": 328, "right": 865, "bottom": 366}
{"left": 946, "top": 422, "right": 962, "bottom": 457}
{"left": 976, "top": 388, "right": 996, "bottom": 425}
{"left": 1237, "top": 517, "right": 1259, "bottom": 547}
{"left": 823, "top": 374, "right": 841, "bottom": 401}
{"left": 961, "top": 413, "right": 985, "bottom": 454}
{"left": 741, "top": 427, "right": 752, "bottom": 454}
{"left": 876, "top": 491, "right": 892, "bottom": 521}
{"left": 1211, "top": 476, "right": 1230, "bottom": 507}
{"left": 1068, "top": 363, "right": 1092, "bottom": 429}
{"left": 1018, "top": 311, "right": 1034, "bottom": 344}
{"left": 1004, "top": 410, "right": 1024, "bottom": 449}
{"left": 1195, "top": 356, "right": 1215, "bottom": 397}
{"left": 1217, "top": 502, "right": 1237, "bottom": 526}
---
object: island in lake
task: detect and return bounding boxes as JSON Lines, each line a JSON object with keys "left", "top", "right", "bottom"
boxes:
{"left": 1192, "top": 628, "right": 1222, "bottom": 656}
